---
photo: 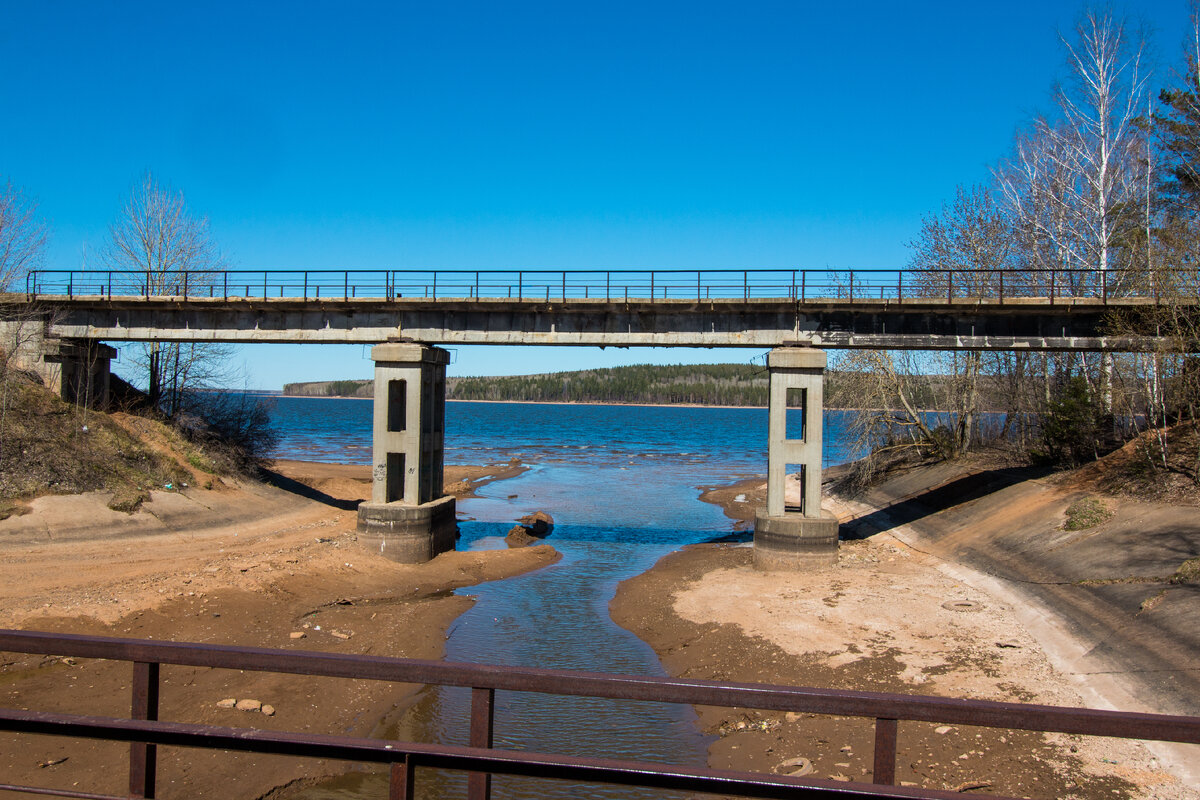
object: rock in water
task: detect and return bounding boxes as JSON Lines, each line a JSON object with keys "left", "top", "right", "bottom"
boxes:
{"left": 505, "top": 525, "right": 539, "bottom": 548}
{"left": 515, "top": 510, "right": 554, "bottom": 537}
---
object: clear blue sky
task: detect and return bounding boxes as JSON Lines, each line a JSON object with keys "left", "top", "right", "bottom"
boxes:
{"left": 1, "top": 1, "right": 1188, "bottom": 387}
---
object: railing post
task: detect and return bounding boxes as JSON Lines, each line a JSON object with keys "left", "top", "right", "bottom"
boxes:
{"left": 468, "top": 687, "right": 495, "bottom": 800}
{"left": 946, "top": 270, "right": 952, "bottom": 303}
{"left": 651, "top": 271, "right": 656, "bottom": 300}
{"left": 872, "top": 717, "right": 898, "bottom": 785}
{"left": 146, "top": 269, "right": 151, "bottom": 299}
{"left": 606, "top": 272, "right": 611, "bottom": 302}
{"left": 562, "top": 271, "right": 567, "bottom": 300}
{"left": 389, "top": 757, "right": 415, "bottom": 800}
{"left": 1050, "top": 269, "right": 1056, "bottom": 305}
{"left": 697, "top": 270, "right": 702, "bottom": 302}
{"left": 432, "top": 272, "right": 437, "bottom": 300}
{"left": 790, "top": 269, "right": 796, "bottom": 301}
{"left": 108, "top": 272, "right": 113, "bottom": 299}
{"left": 129, "top": 661, "right": 160, "bottom": 798}
{"left": 742, "top": 270, "right": 747, "bottom": 300}
{"left": 68, "top": 273, "right": 73, "bottom": 299}
{"left": 518, "top": 272, "right": 523, "bottom": 301}
{"left": 223, "top": 272, "right": 228, "bottom": 301}
{"left": 897, "top": 271, "right": 902, "bottom": 302}
{"left": 344, "top": 271, "right": 349, "bottom": 299}
{"left": 1102, "top": 269, "right": 1108, "bottom": 304}
{"left": 303, "top": 272, "right": 308, "bottom": 300}
{"left": 183, "top": 270, "right": 189, "bottom": 299}
{"left": 998, "top": 271, "right": 1003, "bottom": 304}
{"left": 475, "top": 271, "right": 480, "bottom": 301}
{"left": 263, "top": 271, "right": 267, "bottom": 300}
{"left": 801, "top": 270, "right": 806, "bottom": 301}
{"left": 848, "top": 272, "right": 854, "bottom": 303}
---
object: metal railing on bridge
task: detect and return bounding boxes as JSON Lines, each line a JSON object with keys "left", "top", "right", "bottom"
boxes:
{"left": 1, "top": 629, "right": 1198, "bottom": 799}
{"left": 21, "top": 267, "right": 1190, "bottom": 304}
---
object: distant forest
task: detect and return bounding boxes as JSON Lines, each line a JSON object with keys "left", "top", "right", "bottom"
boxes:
{"left": 281, "top": 364, "right": 1017, "bottom": 410}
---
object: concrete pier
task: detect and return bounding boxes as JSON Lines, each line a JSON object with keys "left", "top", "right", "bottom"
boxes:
{"left": 753, "top": 346, "right": 839, "bottom": 570}
{"left": 41, "top": 339, "right": 116, "bottom": 408}
{"left": 356, "top": 343, "right": 457, "bottom": 562}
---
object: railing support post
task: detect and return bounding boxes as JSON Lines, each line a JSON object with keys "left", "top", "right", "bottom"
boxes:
{"left": 129, "top": 661, "right": 160, "bottom": 798}
{"left": 476, "top": 271, "right": 480, "bottom": 301}
{"left": 562, "top": 271, "right": 567, "bottom": 300}
{"left": 518, "top": 272, "right": 523, "bottom": 302}
{"left": 182, "top": 271, "right": 188, "bottom": 299}
{"left": 389, "top": 757, "right": 415, "bottom": 800}
{"left": 872, "top": 717, "right": 898, "bottom": 785}
{"left": 468, "top": 687, "right": 495, "bottom": 800}
{"left": 344, "top": 271, "right": 349, "bottom": 300}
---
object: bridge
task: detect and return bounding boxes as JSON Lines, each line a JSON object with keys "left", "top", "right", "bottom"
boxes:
{"left": 15, "top": 266, "right": 1184, "bottom": 350}
{"left": 4, "top": 266, "right": 1194, "bottom": 571}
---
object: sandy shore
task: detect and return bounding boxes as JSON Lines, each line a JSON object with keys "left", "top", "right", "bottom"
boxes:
{"left": 0, "top": 459, "right": 550, "bottom": 800}
{"left": 612, "top": 467, "right": 1199, "bottom": 799}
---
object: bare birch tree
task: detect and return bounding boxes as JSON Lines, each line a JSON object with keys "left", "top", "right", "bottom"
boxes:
{"left": 0, "top": 180, "right": 46, "bottom": 293}
{"left": 104, "top": 173, "right": 230, "bottom": 415}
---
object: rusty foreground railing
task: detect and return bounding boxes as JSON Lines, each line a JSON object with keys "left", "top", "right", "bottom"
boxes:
{"left": 1, "top": 630, "right": 1198, "bottom": 800}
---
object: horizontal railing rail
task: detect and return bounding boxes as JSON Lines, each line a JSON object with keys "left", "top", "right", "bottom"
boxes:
{"left": 1, "top": 629, "right": 1198, "bottom": 799}
{"left": 0, "top": 708, "right": 1009, "bottom": 800}
{"left": 18, "top": 267, "right": 1199, "bottom": 304}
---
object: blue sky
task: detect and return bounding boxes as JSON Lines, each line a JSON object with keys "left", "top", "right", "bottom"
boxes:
{"left": 1, "top": 1, "right": 1189, "bottom": 387}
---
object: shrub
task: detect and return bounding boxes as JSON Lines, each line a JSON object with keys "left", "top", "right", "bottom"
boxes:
{"left": 1033, "top": 377, "right": 1107, "bottom": 467}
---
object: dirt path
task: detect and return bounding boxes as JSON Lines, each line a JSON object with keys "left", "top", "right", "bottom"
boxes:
{"left": 0, "top": 460, "right": 553, "bottom": 800}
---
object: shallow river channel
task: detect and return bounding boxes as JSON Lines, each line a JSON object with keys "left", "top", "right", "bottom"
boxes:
{"left": 270, "top": 399, "right": 852, "bottom": 799}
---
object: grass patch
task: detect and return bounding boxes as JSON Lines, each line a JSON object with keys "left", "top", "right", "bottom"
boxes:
{"left": 0, "top": 499, "right": 29, "bottom": 521}
{"left": 186, "top": 450, "right": 216, "bottom": 473}
{"left": 1062, "top": 496, "right": 1113, "bottom": 531}
{"left": 107, "top": 488, "right": 149, "bottom": 514}
{"left": 1170, "top": 556, "right": 1200, "bottom": 584}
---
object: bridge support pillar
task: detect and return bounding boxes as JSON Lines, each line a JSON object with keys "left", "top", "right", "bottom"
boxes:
{"left": 42, "top": 338, "right": 117, "bottom": 408}
{"left": 754, "top": 346, "right": 839, "bottom": 570}
{"left": 357, "top": 343, "right": 456, "bottom": 563}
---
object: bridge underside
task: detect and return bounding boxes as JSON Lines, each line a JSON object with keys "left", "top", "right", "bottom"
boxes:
{"left": 22, "top": 295, "right": 1181, "bottom": 351}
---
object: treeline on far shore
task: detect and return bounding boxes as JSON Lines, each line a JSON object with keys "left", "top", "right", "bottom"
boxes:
{"left": 281, "top": 364, "right": 1018, "bottom": 410}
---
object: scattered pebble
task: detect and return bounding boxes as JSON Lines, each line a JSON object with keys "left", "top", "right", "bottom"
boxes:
{"left": 235, "top": 699, "right": 262, "bottom": 712}
{"left": 775, "top": 756, "right": 813, "bottom": 776}
{"left": 935, "top": 726, "right": 953, "bottom": 735}
{"left": 216, "top": 698, "right": 236, "bottom": 709}
{"left": 331, "top": 630, "right": 352, "bottom": 640}
{"left": 261, "top": 704, "right": 275, "bottom": 716}
{"left": 289, "top": 632, "right": 306, "bottom": 640}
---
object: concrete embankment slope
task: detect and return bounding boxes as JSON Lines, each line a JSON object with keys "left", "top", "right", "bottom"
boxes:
{"left": 834, "top": 460, "right": 1200, "bottom": 722}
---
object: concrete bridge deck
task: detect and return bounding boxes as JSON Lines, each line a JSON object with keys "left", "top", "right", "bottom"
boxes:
{"left": 12, "top": 266, "right": 1188, "bottom": 351}
{"left": 2, "top": 293, "right": 1177, "bottom": 351}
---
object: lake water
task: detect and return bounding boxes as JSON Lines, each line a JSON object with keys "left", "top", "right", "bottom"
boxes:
{"left": 269, "top": 399, "right": 855, "bottom": 800}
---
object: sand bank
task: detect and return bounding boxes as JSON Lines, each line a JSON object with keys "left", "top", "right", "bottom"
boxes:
{"left": 0, "top": 459, "right": 549, "bottom": 800}
{"left": 611, "top": 463, "right": 1199, "bottom": 798}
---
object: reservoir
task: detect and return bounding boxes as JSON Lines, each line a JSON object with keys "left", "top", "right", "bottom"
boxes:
{"left": 269, "top": 398, "right": 853, "bottom": 799}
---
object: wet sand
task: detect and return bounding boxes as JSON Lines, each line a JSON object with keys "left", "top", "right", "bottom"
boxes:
{"left": 610, "top": 469, "right": 1198, "bottom": 799}
{"left": 0, "top": 460, "right": 552, "bottom": 800}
